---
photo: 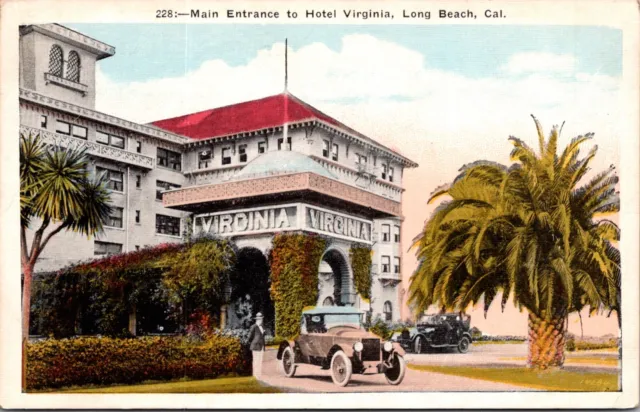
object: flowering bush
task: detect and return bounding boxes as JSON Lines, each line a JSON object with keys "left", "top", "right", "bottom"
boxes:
{"left": 26, "top": 334, "right": 250, "bottom": 390}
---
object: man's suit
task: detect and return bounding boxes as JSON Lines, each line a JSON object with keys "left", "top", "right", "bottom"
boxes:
{"left": 248, "top": 323, "right": 265, "bottom": 377}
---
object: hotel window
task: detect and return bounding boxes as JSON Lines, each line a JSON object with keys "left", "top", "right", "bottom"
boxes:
{"left": 199, "top": 149, "right": 212, "bottom": 169}
{"left": 56, "top": 120, "right": 70, "bottom": 135}
{"left": 106, "top": 207, "right": 123, "bottom": 228}
{"left": 49, "top": 45, "right": 63, "bottom": 77}
{"left": 94, "top": 241, "right": 122, "bottom": 256}
{"left": 322, "top": 140, "right": 330, "bottom": 158}
{"left": 356, "top": 153, "right": 367, "bottom": 165}
{"left": 156, "top": 214, "right": 180, "bottom": 236}
{"left": 239, "top": 144, "right": 248, "bottom": 163}
{"left": 135, "top": 210, "right": 141, "bottom": 224}
{"left": 278, "top": 136, "right": 291, "bottom": 151}
{"left": 96, "top": 167, "right": 123, "bottom": 192}
{"left": 381, "top": 224, "right": 390, "bottom": 242}
{"left": 331, "top": 143, "right": 339, "bottom": 161}
{"left": 221, "top": 147, "right": 231, "bottom": 165}
{"left": 393, "top": 225, "right": 400, "bottom": 243}
{"left": 71, "top": 124, "right": 88, "bottom": 140}
{"left": 383, "top": 301, "right": 392, "bottom": 322}
{"left": 96, "top": 131, "right": 123, "bottom": 148}
{"left": 381, "top": 256, "right": 390, "bottom": 273}
{"left": 66, "top": 51, "right": 81, "bottom": 83}
{"left": 394, "top": 257, "right": 401, "bottom": 274}
{"left": 258, "top": 141, "right": 266, "bottom": 154}
{"left": 135, "top": 174, "right": 141, "bottom": 189}
{"left": 135, "top": 141, "right": 142, "bottom": 153}
{"left": 156, "top": 180, "right": 181, "bottom": 201}
{"left": 157, "top": 147, "right": 182, "bottom": 171}
{"left": 381, "top": 164, "right": 387, "bottom": 180}
{"left": 135, "top": 245, "right": 140, "bottom": 251}
{"left": 389, "top": 167, "right": 395, "bottom": 182}
{"left": 40, "top": 115, "right": 47, "bottom": 129}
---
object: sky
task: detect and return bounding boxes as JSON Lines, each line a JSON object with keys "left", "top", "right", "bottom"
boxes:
{"left": 66, "top": 23, "right": 622, "bottom": 337}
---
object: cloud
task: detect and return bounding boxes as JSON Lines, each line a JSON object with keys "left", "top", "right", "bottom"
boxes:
{"left": 500, "top": 51, "right": 577, "bottom": 75}
{"left": 95, "top": 34, "right": 621, "bottom": 335}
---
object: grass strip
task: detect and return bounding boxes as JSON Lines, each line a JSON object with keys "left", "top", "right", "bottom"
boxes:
{"left": 36, "top": 376, "right": 281, "bottom": 394}
{"left": 408, "top": 364, "right": 619, "bottom": 391}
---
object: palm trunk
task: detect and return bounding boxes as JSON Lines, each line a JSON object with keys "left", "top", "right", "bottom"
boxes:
{"left": 22, "top": 262, "right": 33, "bottom": 391}
{"left": 527, "top": 310, "right": 567, "bottom": 369}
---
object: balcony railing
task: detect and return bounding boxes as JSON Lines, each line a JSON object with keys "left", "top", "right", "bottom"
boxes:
{"left": 44, "top": 73, "right": 89, "bottom": 96}
{"left": 21, "top": 126, "right": 155, "bottom": 170}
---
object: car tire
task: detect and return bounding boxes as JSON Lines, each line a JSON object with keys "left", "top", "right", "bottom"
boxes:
{"left": 414, "top": 336, "right": 424, "bottom": 354}
{"left": 280, "top": 346, "right": 296, "bottom": 378}
{"left": 330, "top": 350, "right": 352, "bottom": 387}
{"left": 458, "top": 336, "right": 470, "bottom": 353}
{"left": 384, "top": 353, "right": 406, "bottom": 385}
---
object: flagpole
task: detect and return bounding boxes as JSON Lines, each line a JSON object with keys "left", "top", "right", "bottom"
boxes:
{"left": 283, "top": 38, "right": 289, "bottom": 149}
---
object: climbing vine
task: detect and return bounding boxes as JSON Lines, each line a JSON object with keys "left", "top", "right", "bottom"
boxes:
{"left": 269, "top": 232, "right": 327, "bottom": 339}
{"left": 350, "top": 244, "right": 372, "bottom": 300}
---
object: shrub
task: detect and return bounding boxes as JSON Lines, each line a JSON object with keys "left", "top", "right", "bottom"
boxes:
{"left": 566, "top": 336, "right": 576, "bottom": 352}
{"left": 574, "top": 338, "right": 619, "bottom": 351}
{"left": 368, "top": 317, "right": 392, "bottom": 340}
{"left": 26, "top": 334, "right": 250, "bottom": 390}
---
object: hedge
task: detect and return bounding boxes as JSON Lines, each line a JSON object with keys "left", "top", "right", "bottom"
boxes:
{"left": 26, "top": 334, "right": 250, "bottom": 390}
{"left": 269, "top": 233, "right": 327, "bottom": 339}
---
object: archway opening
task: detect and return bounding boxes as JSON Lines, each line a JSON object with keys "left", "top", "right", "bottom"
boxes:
{"left": 228, "top": 247, "right": 275, "bottom": 333}
{"left": 318, "top": 249, "right": 354, "bottom": 307}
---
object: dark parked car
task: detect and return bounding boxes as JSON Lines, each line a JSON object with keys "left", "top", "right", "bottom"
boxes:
{"left": 391, "top": 313, "right": 473, "bottom": 353}
{"left": 276, "top": 306, "right": 406, "bottom": 387}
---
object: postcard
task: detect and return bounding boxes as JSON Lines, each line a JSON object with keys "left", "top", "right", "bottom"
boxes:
{"left": 0, "top": 0, "right": 638, "bottom": 409}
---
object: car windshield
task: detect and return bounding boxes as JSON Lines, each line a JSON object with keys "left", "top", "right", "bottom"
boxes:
{"left": 305, "top": 313, "right": 361, "bottom": 333}
{"left": 419, "top": 315, "right": 445, "bottom": 325}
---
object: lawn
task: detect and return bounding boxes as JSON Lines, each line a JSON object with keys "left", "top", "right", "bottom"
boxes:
{"left": 499, "top": 356, "right": 619, "bottom": 367}
{"left": 408, "top": 365, "right": 619, "bottom": 391}
{"left": 41, "top": 376, "right": 281, "bottom": 394}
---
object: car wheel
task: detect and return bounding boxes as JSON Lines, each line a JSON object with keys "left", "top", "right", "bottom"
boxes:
{"left": 280, "top": 346, "right": 296, "bottom": 377}
{"left": 458, "top": 336, "right": 470, "bottom": 353}
{"left": 414, "top": 336, "right": 424, "bottom": 354}
{"left": 384, "top": 353, "right": 406, "bottom": 385}
{"left": 330, "top": 350, "right": 352, "bottom": 387}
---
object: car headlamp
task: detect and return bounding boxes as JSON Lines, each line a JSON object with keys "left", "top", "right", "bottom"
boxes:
{"left": 383, "top": 341, "right": 393, "bottom": 352}
{"left": 354, "top": 342, "right": 363, "bottom": 352}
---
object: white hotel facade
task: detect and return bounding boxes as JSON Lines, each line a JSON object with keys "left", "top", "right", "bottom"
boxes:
{"left": 19, "top": 24, "right": 418, "bottom": 324}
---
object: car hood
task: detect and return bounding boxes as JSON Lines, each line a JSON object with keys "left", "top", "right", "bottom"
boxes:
{"left": 327, "top": 327, "right": 379, "bottom": 339}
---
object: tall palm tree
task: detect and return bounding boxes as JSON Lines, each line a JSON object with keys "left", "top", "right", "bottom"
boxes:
{"left": 20, "top": 133, "right": 112, "bottom": 384}
{"left": 409, "top": 116, "right": 620, "bottom": 369}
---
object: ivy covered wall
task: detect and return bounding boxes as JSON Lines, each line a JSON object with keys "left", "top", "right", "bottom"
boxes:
{"left": 349, "top": 244, "right": 372, "bottom": 300}
{"left": 268, "top": 232, "right": 327, "bottom": 339}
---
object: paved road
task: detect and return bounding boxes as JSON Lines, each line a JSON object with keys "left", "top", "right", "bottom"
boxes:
{"left": 258, "top": 346, "right": 534, "bottom": 393}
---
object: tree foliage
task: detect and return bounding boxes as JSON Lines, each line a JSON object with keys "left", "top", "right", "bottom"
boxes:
{"left": 409, "top": 117, "right": 620, "bottom": 367}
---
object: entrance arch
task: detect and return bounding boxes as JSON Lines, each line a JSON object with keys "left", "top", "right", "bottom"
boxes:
{"left": 227, "top": 247, "right": 274, "bottom": 332}
{"left": 317, "top": 247, "right": 354, "bottom": 307}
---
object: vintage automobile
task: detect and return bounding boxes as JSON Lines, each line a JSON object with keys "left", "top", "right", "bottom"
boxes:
{"left": 391, "top": 313, "right": 473, "bottom": 354}
{"left": 276, "top": 306, "right": 406, "bottom": 387}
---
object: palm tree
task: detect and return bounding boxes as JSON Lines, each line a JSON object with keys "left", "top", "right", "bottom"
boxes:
{"left": 20, "top": 133, "right": 112, "bottom": 384}
{"left": 409, "top": 116, "right": 620, "bottom": 369}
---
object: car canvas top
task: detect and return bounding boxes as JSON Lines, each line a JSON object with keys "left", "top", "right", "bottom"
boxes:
{"left": 301, "top": 306, "right": 365, "bottom": 315}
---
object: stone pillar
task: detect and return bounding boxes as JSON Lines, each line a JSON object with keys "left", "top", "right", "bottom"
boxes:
{"left": 220, "top": 304, "right": 228, "bottom": 329}
{"left": 128, "top": 304, "right": 137, "bottom": 336}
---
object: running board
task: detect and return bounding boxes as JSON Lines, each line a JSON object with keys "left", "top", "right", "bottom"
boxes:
{"left": 428, "top": 343, "right": 459, "bottom": 348}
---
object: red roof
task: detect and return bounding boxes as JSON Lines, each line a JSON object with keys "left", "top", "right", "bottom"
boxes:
{"left": 150, "top": 92, "right": 416, "bottom": 165}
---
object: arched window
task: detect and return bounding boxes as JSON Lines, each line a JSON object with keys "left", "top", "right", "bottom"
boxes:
{"left": 322, "top": 296, "right": 334, "bottom": 307}
{"left": 383, "top": 301, "right": 393, "bottom": 322}
{"left": 49, "top": 45, "right": 63, "bottom": 77}
{"left": 66, "top": 51, "right": 80, "bottom": 82}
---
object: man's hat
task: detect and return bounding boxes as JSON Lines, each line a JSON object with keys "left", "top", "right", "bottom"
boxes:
{"left": 255, "top": 312, "right": 264, "bottom": 319}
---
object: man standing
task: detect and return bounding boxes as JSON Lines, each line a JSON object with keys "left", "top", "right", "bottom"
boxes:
{"left": 248, "top": 312, "right": 265, "bottom": 378}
